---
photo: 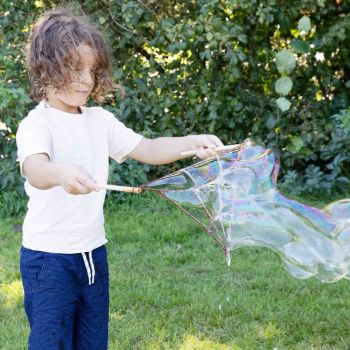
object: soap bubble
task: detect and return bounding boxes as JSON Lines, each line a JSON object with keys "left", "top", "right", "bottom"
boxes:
{"left": 143, "top": 140, "right": 350, "bottom": 283}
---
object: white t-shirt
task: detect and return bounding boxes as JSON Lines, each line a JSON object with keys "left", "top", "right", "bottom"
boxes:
{"left": 16, "top": 101, "right": 143, "bottom": 253}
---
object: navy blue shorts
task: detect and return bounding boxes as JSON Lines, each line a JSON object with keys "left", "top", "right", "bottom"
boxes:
{"left": 20, "top": 244, "right": 109, "bottom": 350}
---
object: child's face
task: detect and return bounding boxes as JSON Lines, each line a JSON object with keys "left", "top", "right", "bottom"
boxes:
{"left": 47, "top": 44, "right": 96, "bottom": 114}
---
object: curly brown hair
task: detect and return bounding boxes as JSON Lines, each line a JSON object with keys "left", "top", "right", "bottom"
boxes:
{"left": 26, "top": 8, "right": 117, "bottom": 103}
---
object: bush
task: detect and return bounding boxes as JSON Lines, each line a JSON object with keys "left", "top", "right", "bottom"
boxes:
{"left": 1, "top": 1, "right": 350, "bottom": 213}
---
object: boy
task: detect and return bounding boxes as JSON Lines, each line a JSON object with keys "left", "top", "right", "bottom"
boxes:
{"left": 16, "top": 9, "right": 223, "bottom": 349}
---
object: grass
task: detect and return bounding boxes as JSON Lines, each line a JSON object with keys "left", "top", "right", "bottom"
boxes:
{"left": 1, "top": 193, "right": 350, "bottom": 349}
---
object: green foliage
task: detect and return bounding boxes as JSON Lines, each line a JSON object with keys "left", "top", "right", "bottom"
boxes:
{"left": 1, "top": 1, "right": 350, "bottom": 213}
{"left": 281, "top": 107, "right": 350, "bottom": 195}
{"left": 276, "top": 50, "right": 296, "bottom": 74}
{"left": 275, "top": 77, "right": 293, "bottom": 96}
{"left": 0, "top": 191, "right": 27, "bottom": 218}
{"left": 298, "top": 15, "right": 312, "bottom": 34}
{"left": 0, "top": 1, "right": 36, "bottom": 202}
{"left": 276, "top": 97, "right": 291, "bottom": 112}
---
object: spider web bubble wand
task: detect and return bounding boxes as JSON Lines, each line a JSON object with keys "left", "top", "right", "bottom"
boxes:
{"left": 100, "top": 139, "right": 350, "bottom": 283}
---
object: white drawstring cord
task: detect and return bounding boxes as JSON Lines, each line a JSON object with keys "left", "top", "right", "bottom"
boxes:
{"left": 81, "top": 251, "right": 95, "bottom": 285}
{"left": 82, "top": 252, "right": 91, "bottom": 285}
{"left": 88, "top": 251, "right": 95, "bottom": 284}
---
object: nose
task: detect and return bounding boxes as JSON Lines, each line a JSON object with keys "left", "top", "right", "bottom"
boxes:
{"left": 79, "top": 69, "right": 94, "bottom": 87}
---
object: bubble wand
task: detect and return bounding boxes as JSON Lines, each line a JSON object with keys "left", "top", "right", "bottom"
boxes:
{"left": 98, "top": 143, "right": 241, "bottom": 193}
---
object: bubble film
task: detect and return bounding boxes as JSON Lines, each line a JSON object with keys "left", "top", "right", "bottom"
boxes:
{"left": 143, "top": 140, "right": 350, "bottom": 283}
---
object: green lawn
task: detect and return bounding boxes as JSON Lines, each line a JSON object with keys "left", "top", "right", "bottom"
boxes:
{"left": 1, "top": 194, "right": 350, "bottom": 349}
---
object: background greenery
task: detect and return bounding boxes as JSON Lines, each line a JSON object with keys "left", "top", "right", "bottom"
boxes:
{"left": 1, "top": 0, "right": 350, "bottom": 216}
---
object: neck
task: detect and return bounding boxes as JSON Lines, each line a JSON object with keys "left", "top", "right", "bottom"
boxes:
{"left": 46, "top": 97, "right": 81, "bottom": 114}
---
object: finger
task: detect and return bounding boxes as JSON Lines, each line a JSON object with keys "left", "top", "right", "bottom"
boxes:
{"left": 205, "top": 147, "right": 218, "bottom": 158}
{"left": 205, "top": 142, "right": 220, "bottom": 151}
{"left": 78, "top": 175, "right": 99, "bottom": 192}
{"left": 201, "top": 144, "right": 218, "bottom": 157}
{"left": 196, "top": 147, "right": 217, "bottom": 159}
{"left": 208, "top": 135, "right": 224, "bottom": 148}
{"left": 74, "top": 165, "right": 100, "bottom": 191}
{"left": 199, "top": 135, "right": 223, "bottom": 150}
{"left": 205, "top": 147, "right": 218, "bottom": 157}
{"left": 70, "top": 181, "right": 90, "bottom": 195}
{"left": 195, "top": 147, "right": 205, "bottom": 159}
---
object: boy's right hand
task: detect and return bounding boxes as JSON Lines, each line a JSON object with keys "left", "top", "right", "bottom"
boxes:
{"left": 22, "top": 153, "right": 99, "bottom": 194}
{"left": 58, "top": 163, "right": 100, "bottom": 195}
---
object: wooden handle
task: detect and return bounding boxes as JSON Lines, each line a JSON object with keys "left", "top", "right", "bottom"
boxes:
{"left": 98, "top": 184, "right": 142, "bottom": 193}
{"left": 180, "top": 144, "right": 241, "bottom": 157}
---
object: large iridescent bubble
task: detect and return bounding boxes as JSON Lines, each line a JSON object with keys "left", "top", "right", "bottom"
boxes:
{"left": 143, "top": 139, "right": 350, "bottom": 283}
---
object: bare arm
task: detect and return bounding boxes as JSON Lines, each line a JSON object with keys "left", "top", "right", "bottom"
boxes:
{"left": 128, "top": 135, "right": 224, "bottom": 165}
{"left": 22, "top": 153, "right": 99, "bottom": 194}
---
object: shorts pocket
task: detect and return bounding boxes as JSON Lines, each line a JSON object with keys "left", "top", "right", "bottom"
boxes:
{"left": 20, "top": 247, "right": 49, "bottom": 293}
{"left": 93, "top": 245, "right": 109, "bottom": 278}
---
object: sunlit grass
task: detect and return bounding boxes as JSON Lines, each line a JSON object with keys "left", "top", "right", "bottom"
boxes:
{"left": 256, "top": 322, "right": 281, "bottom": 340}
{"left": 179, "top": 334, "right": 236, "bottom": 350}
{"left": 0, "top": 280, "right": 23, "bottom": 308}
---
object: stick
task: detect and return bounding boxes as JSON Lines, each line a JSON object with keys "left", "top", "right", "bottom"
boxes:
{"left": 98, "top": 184, "right": 142, "bottom": 193}
{"left": 180, "top": 144, "right": 241, "bottom": 157}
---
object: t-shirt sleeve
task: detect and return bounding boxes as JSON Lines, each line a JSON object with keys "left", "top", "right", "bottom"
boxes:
{"left": 16, "top": 115, "right": 53, "bottom": 176}
{"left": 105, "top": 111, "right": 143, "bottom": 163}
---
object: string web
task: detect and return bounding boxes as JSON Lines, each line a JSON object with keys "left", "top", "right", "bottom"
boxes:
{"left": 142, "top": 148, "right": 239, "bottom": 255}
{"left": 138, "top": 139, "right": 350, "bottom": 283}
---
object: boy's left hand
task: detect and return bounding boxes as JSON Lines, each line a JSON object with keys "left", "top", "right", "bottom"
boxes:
{"left": 186, "top": 134, "right": 224, "bottom": 159}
